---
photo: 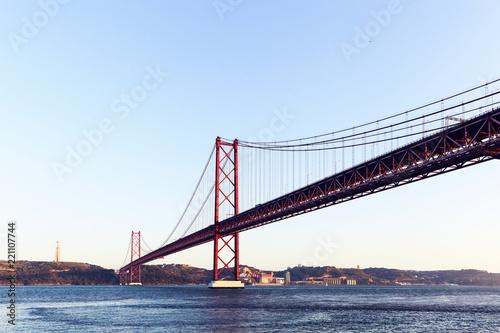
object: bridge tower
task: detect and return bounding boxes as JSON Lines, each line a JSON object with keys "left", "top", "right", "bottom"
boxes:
{"left": 130, "top": 231, "right": 142, "bottom": 285}
{"left": 209, "top": 137, "right": 244, "bottom": 288}
{"left": 120, "top": 231, "right": 142, "bottom": 286}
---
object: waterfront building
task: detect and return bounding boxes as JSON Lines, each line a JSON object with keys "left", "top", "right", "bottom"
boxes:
{"left": 323, "top": 277, "right": 357, "bottom": 286}
{"left": 260, "top": 272, "right": 273, "bottom": 284}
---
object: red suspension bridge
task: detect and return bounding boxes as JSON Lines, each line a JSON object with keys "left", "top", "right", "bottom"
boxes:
{"left": 119, "top": 80, "right": 500, "bottom": 288}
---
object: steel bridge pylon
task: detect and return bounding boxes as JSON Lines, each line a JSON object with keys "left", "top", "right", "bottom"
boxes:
{"left": 209, "top": 137, "right": 244, "bottom": 288}
{"left": 120, "top": 231, "right": 142, "bottom": 286}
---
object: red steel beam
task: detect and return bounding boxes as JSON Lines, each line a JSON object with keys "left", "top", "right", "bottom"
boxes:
{"left": 213, "top": 138, "right": 240, "bottom": 281}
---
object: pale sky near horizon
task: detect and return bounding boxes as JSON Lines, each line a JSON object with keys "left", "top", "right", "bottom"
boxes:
{"left": 1, "top": 1, "right": 500, "bottom": 273}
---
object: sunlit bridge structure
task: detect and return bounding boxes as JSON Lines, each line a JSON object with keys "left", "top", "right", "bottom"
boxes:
{"left": 119, "top": 80, "right": 500, "bottom": 288}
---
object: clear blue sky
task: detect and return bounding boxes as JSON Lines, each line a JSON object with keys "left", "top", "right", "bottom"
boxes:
{"left": 1, "top": 0, "right": 499, "bottom": 272}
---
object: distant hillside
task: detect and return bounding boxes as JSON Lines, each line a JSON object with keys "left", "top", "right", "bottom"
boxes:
{"left": 140, "top": 264, "right": 250, "bottom": 285}
{"left": 362, "top": 268, "right": 500, "bottom": 286}
{"left": 410, "top": 269, "right": 500, "bottom": 286}
{"left": 0, "top": 261, "right": 118, "bottom": 285}
{"left": 361, "top": 268, "right": 427, "bottom": 284}
{"left": 141, "top": 264, "right": 212, "bottom": 285}
{"left": 273, "top": 266, "right": 391, "bottom": 285}
{"left": 2, "top": 261, "right": 499, "bottom": 286}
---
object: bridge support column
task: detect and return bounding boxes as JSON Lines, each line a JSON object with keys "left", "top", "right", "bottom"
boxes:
{"left": 210, "top": 137, "right": 244, "bottom": 289}
{"left": 129, "top": 231, "right": 142, "bottom": 286}
{"left": 120, "top": 271, "right": 128, "bottom": 285}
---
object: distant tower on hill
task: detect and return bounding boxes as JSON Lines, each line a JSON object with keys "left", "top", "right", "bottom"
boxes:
{"left": 285, "top": 272, "right": 291, "bottom": 285}
{"left": 55, "top": 241, "right": 61, "bottom": 262}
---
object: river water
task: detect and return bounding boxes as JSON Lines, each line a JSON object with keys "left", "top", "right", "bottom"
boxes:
{"left": 3, "top": 285, "right": 500, "bottom": 332}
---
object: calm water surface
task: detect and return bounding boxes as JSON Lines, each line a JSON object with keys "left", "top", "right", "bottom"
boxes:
{"left": 2, "top": 285, "right": 500, "bottom": 332}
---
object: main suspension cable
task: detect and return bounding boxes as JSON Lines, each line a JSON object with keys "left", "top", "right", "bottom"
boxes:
{"left": 154, "top": 144, "right": 216, "bottom": 250}
{"left": 238, "top": 90, "right": 500, "bottom": 150}
{"left": 238, "top": 78, "right": 500, "bottom": 146}
{"left": 120, "top": 237, "right": 131, "bottom": 268}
